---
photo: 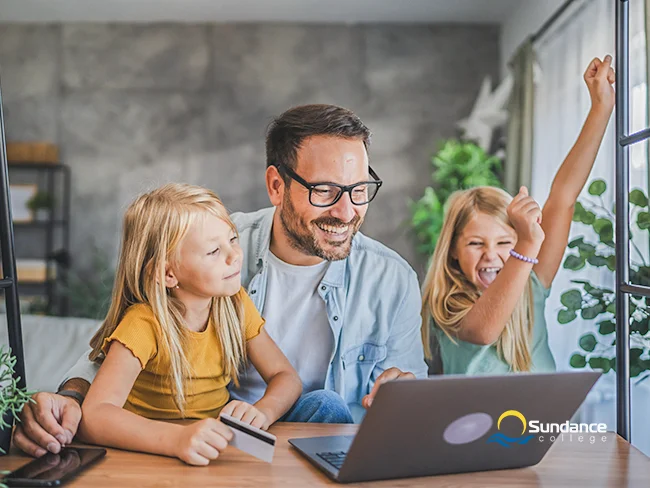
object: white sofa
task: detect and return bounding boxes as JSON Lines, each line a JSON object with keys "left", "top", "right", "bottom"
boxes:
{"left": 0, "top": 314, "right": 100, "bottom": 392}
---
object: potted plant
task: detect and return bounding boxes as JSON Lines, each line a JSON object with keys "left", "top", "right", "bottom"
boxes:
{"left": 26, "top": 191, "right": 53, "bottom": 222}
{"left": 0, "top": 347, "right": 33, "bottom": 455}
{"left": 557, "top": 179, "right": 650, "bottom": 382}
{"left": 409, "top": 139, "right": 503, "bottom": 256}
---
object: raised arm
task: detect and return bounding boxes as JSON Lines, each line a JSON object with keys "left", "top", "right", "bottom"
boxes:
{"left": 534, "top": 55, "right": 616, "bottom": 288}
{"left": 455, "top": 187, "right": 544, "bottom": 345}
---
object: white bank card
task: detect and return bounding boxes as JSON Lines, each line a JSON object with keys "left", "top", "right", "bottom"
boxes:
{"left": 219, "top": 413, "right": 277, "bottom": 463}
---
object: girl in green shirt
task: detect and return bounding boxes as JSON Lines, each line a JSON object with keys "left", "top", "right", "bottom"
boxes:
{"left": 421, "top": 55, "right": 615, "bottom": 375}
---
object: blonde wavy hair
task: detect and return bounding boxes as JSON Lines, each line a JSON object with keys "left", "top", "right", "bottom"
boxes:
{"left": 89, "top": 183, "right": 247, "bottom": 414}
{"left": 421, "top": 186, "right": 534, "bottom": 372}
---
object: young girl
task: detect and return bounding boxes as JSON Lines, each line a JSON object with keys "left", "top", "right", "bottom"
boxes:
{"left": 78, "top": 183, "right": 302, "bottom": 466}
{"left": 421, "top": 55, "right": 616, "bottom": 375}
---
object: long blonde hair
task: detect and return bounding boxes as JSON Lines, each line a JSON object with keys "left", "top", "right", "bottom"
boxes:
{"left": 421, "top": 186, "right": 534, "bottom": 372}
{"left": 89, "top": 183, "right": 247, "bottom": 414}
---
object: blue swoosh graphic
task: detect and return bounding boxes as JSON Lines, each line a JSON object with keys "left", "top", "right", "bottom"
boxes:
{"left": 486, "top": 432, "right": 535, "bottom": 448}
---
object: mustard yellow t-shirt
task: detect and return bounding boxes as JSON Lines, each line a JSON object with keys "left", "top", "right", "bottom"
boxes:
{"left": 101, "top": 288, "right": 264, "bottom": 420}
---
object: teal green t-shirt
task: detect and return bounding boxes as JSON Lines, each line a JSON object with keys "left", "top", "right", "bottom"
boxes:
{"left": 433, "top": 271, "right": 557, "bottom": 375}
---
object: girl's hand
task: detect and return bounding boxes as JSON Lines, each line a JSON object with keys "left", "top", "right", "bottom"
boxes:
{"left": 507, "top": 187, "right": 545, "bottom": 252}
{"left": 174, "top": 418, "right": 233, "bottom": 466}
{"left": 584, "top": 55, "right": 616, "bottom": 111}
{"left": 220, "top": 400, "right": 270, "bottom": 430}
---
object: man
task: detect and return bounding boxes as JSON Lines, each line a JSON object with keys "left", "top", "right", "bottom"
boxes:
{"left": 15, "top": 104, "right": 428, "bottom": 457}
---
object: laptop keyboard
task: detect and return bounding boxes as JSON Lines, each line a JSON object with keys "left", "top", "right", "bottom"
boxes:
{"left": 317, "top": 451, "right": 348, "bottom": 470}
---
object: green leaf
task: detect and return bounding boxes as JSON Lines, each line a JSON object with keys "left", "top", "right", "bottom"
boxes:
{"left": 573, "top": 202, "right": 586, "bottom": 222}
{"left": 558, "top": 309, "right": 578, "bottom": 324}
{"left": 570, "top": 353, "right": 587, "bottom": 368}
{"left": 630, "top": 189, "right": 649, "bottom": 207}
{"left": 593, "top": 218, "right": 614, "bottom": 242}
{"left": 606, "top": 301, "right": 616, "bottom": 314}
{"left": 568, "top": 237, "right": 584, "bottom": 248}
{"left": 598, "top": 320, "right": 616, "bottom": 335}
{"left": 579, "top": 333, "right": 598, "bottom": 352}
{"left": 587, "top": 254, "right": 609, "bottom": 267}
{"left": 637, "top": 211, "right": 650, "bottom": 230}
{"left": 631, "top": 316, "right": 649, "bottom": 335}
{"left": 583, "top": 211, "right": 596, "bottom": 225}
{"left": 589, "top": 356, "right": 611, "bottom": 373}
{"left": 588, "top": 180, "right": 607, "bottom": 196}
{"left": 582, "top": 303, "right": 605, "bottom": 320}
{"left": 560, "top": 290, "right": 583, "bottom": 310}
{"left": 631, "top": 348, "right": 644, "bottom": 361}
{"left": 606, "top": 255, "right": 616, "bottom": 271}
{"left": 564, "top": 254, "right": 586, "bottom": 271}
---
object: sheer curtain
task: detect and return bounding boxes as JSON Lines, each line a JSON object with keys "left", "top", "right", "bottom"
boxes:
{"left": 531, "top": 0, "right": 649, "bottom": 455}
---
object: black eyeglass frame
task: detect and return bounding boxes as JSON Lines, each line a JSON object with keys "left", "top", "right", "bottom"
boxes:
{"left": 275, "top": 163, "right": 383, "bottom": 208}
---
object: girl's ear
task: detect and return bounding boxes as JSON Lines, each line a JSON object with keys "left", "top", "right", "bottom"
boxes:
{"left": 164, "top": 264, "right": 179, "bottom": 289}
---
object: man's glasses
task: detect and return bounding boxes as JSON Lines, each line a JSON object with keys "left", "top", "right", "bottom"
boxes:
{"left": 276, "top": 163, "right": 383, "bottom": 208}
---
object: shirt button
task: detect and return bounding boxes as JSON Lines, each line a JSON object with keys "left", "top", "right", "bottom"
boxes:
{"left": 321, "top": 285, "right": 326, "bottom": 291}
{"left": 358, "top": 355, "right": 365, "bottom": 361}
{"left": 333, "top": 316, "right": 339, "bottom": 321}
{"left": 250, "top": 290, "right": 257, "bottom": 295}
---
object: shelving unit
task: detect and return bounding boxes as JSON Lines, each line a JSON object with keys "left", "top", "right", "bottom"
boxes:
{"left": 7, "top": 162, "right": 71, "bottom": 316}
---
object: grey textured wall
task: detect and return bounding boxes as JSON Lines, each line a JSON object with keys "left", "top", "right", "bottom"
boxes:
{"left": 0, "top": 23, "right": 499, "bottom": 278}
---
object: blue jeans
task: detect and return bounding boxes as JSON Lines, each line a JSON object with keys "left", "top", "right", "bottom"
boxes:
{"left": 281, "top": 389, "right": 354, "bottom": 424}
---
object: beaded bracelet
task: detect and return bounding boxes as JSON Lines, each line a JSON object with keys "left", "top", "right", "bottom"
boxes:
{"left": 509, "top": 248, "right": 539, "bottom": 264}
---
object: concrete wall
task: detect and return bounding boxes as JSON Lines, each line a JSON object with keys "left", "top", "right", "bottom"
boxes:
{"left": 0, "top": 23, "right": 499, "bottom": 281}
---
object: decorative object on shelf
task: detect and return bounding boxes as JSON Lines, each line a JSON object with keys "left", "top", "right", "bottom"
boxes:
{"left": 0, "top": 260, "right": 56, "bottom": 284}
{"left": 6, "top": 141, "right": 59, "bottom": 164}
{"left": 457, "top": 75, "right": 513, "bottom": 152}
{"left": 26, "top": 191, "right": 53, "bottom": 222}
{"left": 557, "top": 179, "right": 650, "bottom": 382}
{"left": 15, "top": 259, "right": 56, "bottom": 283}
{"left": 9, "top": 184, "right": 37, "bottom": 223}
{"left": 0, "top": 346, "right": 33, "bottom": 455}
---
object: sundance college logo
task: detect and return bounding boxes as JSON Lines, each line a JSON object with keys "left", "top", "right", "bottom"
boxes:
{"left": 486, "top": 410, "right": 608, "bottom": 447}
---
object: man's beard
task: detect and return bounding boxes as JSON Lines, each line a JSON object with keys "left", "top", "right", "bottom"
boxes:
{"left": 279, "top": 193, "right": 362, "bottom": 261}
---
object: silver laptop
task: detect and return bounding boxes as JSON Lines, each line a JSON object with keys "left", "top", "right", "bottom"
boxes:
{"left": 289, "top": 371, "right": 601, "bottom": 483}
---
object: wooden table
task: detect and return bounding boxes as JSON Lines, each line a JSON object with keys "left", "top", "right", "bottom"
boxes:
{"left": 0, "top": 424, "right": 648, "bottom": 487}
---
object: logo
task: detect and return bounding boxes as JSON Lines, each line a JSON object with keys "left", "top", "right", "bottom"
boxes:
{"left": 486, "top": 410, "right": 534, "bottom": 448}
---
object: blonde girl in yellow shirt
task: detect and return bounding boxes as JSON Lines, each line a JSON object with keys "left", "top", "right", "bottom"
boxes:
{"left": 78, "top": 183, "right": 302, "bottom": 465}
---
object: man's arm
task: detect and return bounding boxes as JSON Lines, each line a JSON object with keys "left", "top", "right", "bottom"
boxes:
{"left": 58, "top": 348, "right": 101, "bottom": 391}
{"left": 13, "top": 349, "right": 100, "bottom": 457}
{"left": 362, "top": 269, "right": 428, "bottom": 409}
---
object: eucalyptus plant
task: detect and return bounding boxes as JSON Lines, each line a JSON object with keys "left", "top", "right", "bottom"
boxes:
{"left": 557, "top": 179, "right": 650, "bottom": 382}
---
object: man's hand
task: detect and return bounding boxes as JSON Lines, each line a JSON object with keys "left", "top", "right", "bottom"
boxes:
{"left": 362, "top": 367, "right": 415, "bottom": 409}
{"left": 13, "top": 392, "right": 82, "bottom": 457}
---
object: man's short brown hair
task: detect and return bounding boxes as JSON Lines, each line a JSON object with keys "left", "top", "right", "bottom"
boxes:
{"left": 265, "top": 104, "right": 371, "bottom": 173}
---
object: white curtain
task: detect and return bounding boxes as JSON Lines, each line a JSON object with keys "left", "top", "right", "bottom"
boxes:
{"left": 532, "top": 0, "right": 649, "bottom": 454}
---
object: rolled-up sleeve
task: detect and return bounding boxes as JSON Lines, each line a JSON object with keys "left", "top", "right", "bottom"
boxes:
{"left": 58, "top": 348, "right": 100, "bottom": 391}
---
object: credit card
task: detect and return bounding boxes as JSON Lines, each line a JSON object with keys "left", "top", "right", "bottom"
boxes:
{"left": 219, "top": 413, "right": 276, "bottom": 463}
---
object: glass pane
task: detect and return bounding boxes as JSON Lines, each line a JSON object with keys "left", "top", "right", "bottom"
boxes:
{"left": 628, "top": 12, "right": 650, "bottom": 457}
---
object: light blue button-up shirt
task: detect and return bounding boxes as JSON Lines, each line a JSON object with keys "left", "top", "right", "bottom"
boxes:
{"left": 229, "top": 208, "right": 428, "bottom": 421}
{"left": 63, "top": 207, "right": 428, "bottom": 422}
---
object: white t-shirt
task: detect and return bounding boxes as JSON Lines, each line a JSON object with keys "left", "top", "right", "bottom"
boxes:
{"left": 230, "top": 251, "right": 334, "bottom": 403}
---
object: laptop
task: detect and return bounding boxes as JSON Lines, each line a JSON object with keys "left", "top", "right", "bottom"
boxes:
{"left": 289, "top": 371, "right": 601, "bottom": 483}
